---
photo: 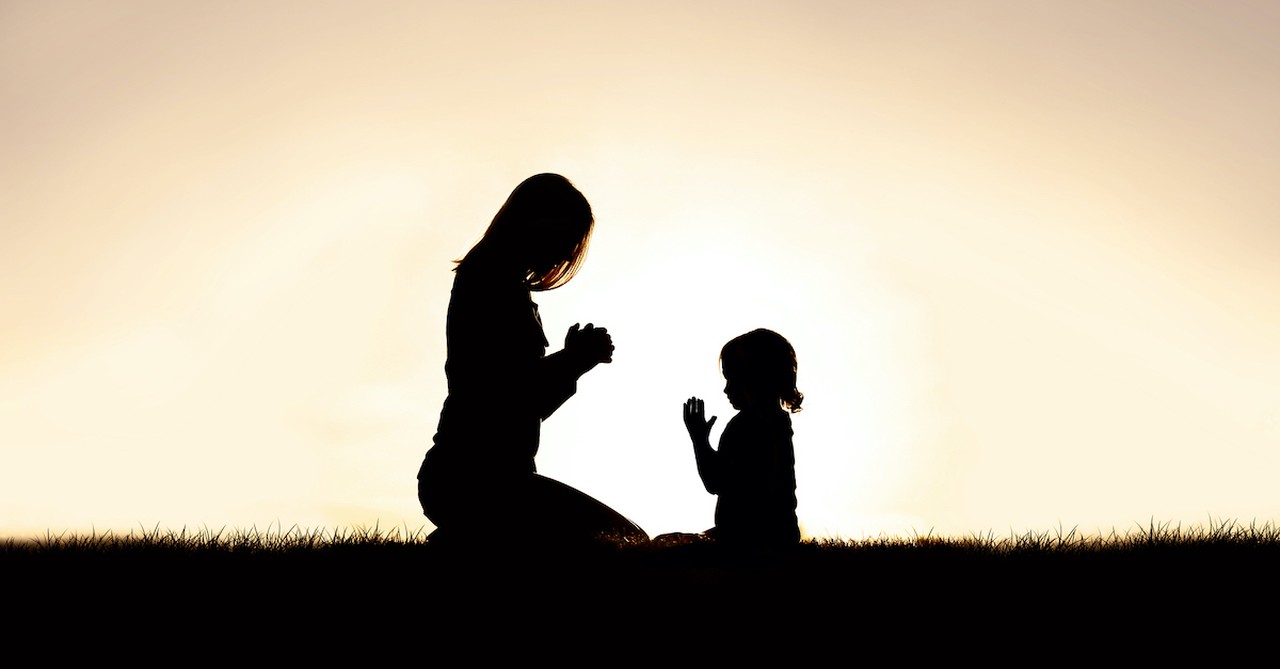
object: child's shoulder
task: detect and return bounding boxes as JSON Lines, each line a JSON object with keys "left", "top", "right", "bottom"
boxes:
{"left": 726, "top": 408, "right": 792, "bottom": 435}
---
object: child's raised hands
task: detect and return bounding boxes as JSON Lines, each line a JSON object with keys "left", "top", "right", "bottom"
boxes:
{"left": 683, "top": 397, "right": 717, "bottom": 446}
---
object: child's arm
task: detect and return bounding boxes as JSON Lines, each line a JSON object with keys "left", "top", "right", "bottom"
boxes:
{"left": 683, "top": 397, "right": 721, "bottom": 494}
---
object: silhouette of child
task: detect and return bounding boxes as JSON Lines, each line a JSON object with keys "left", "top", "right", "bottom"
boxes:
{"left": 683, "top": 329, "right": 802, "bottom": 548}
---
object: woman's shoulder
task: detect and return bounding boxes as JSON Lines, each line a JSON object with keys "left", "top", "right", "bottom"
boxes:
{"left": 452, "top": 264, "right": 519, "bottom": 288}
{"left": 450, "top": 267, "right": 531, "bottom": 303}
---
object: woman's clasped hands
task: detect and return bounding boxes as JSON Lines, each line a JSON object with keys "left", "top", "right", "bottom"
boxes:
{"left": 565, "top": 322, "right": 613, "bottom": 370}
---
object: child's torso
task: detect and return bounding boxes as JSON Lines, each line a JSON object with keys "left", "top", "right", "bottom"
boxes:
{"left": 714, "top": 409, "right": 799, "bottom": 544}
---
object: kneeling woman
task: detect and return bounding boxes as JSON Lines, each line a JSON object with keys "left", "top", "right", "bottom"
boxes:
{"left": 418, "top": 173, "right": 646, "bottom": 544}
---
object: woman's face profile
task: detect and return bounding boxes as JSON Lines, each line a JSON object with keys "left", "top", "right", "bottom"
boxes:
{"left": 525, "top": 216, "right": 586, "bottom": 275}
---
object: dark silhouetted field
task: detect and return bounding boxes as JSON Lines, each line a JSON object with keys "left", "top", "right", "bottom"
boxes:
{"left": 7, "top": 520, "right": 1276, "bottom": 646}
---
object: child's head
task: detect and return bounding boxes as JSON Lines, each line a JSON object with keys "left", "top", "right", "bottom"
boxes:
{"left": 457, "top": 173, "right": 594, "bottom": 291}
{"left": 719, "top": 329, "right": 803, "bottom": 413}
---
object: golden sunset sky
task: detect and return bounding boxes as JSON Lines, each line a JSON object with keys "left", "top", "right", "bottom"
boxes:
{"left": 3, "top": 1, "right": 1278, "bottom": 538}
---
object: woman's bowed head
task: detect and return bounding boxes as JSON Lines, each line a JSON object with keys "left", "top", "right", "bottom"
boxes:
{"left": 455, "top": 173, "right": 611, "bottom": 372}
{"left": 456, "top": 173, "right": 595, "bottom": 291}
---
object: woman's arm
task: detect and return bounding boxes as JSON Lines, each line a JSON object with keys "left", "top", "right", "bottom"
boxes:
{"left": 445, "top": 274, "right": 611, "bottom": 420}
{"left": 535, "top": 323, "right": 613, "bottom": 418}
{"left": 684, "top": 397, "right": 721, "bottom": 494}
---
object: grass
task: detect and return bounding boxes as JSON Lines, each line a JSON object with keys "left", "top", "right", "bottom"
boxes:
{"left": 8, "top": 515, "right": 1280, "bottom": 551}
{"left": 825, "top": 516, "right": 1280, "bottom": 553}
{"left": 6, "top": 518, "right": 1277, "bottom": 640}
{"left": 8, "top": 516, "right": 1280, "bottom": 589}
{"left": 8, "top": 515, "right": 1280, "bottom": 564}
{"left": 5, "top": 521, "right": 432, "bottom": 554}
{"left": 10, "top": 527, "right": 1269, "bottom": 654}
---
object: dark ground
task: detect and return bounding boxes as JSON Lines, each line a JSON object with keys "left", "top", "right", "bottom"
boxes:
{"left": 6, "top": 535, "right": 1277, "bottom": 650}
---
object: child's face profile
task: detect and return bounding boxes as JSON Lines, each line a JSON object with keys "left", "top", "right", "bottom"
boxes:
{"left": 722, "top": 359, "right": 772, "bottom": 412}
{"left": 719, "top": 328, "right": 798, "bottom": 413}
{"left": 723, "top": 374, "right": 745, "bottom": 410}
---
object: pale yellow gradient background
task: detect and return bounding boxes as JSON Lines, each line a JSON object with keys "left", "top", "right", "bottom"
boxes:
{"left": 3, "top": 1, "right": 1278, "bottom": 538}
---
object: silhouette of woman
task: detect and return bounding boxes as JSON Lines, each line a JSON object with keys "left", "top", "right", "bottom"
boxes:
{"left": 417, "top": 174, "right": 646, "bottom": 544}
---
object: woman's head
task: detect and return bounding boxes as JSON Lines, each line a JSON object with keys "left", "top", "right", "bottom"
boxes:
{"left": 456, "top": 173, "right": 594, "bottom": 291}
{"left": 720, "top": 329, "right": 803, "bottom": 413}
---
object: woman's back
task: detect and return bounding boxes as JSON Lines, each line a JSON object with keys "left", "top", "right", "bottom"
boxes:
{"left": 429, "top": 268, "right": 547, "bottom": 474}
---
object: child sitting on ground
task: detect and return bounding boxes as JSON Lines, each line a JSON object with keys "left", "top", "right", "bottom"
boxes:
{"left": 683, "top": 329, "right": 802, "bottom": 548}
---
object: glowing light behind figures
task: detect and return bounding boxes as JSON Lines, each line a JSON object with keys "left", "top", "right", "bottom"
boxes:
{"left": 2, "top": 2, "right": 1278, "bottom": 538}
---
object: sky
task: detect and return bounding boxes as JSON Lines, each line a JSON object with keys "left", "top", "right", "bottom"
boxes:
{"left": 2, "top": 0, "right": 1278, "bottom": 539}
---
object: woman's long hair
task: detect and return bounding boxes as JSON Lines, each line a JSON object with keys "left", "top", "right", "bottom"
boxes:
{"left": 455, "top": 173, "right": 594, "bottom": 291}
